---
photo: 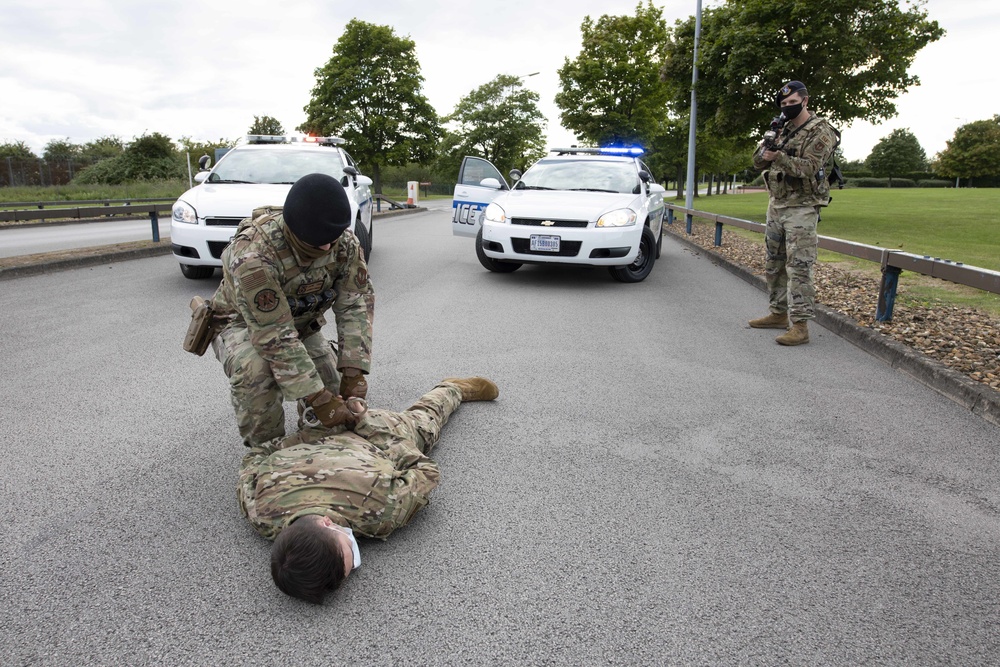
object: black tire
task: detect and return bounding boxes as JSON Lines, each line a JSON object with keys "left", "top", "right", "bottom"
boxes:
{"left": 608, "top": 226, "right": 657, "bottom": 283}
{"left": 180, "top": 263, "right": 215, "bottom": 280}
{"left": 354, "top": 219, "right": 371, "bottom": 262}
{"left": 476, "top": 228, "right": 521, "bottom": 273}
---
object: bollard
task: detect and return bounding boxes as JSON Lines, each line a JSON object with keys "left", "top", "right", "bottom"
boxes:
{"left": 667, "top": 208, "right": 674, "bottom": 226}
{"left": 714, "top": 220, "right": 723, "bottom": 246}
{"left": 685, "top": 212, "right": 693, "bottom": 235}
{"left": 149, "top": 209, "right": 160, "bottom": 243}
{"left": 406, "top": 181, "right": 419, "bottom": 206}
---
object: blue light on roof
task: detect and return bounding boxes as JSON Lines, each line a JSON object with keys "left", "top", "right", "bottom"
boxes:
{"left": 599, "top": 146, "right": 645, "bottom": 156}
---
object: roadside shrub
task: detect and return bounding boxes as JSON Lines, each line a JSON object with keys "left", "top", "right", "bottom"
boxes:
{"left": 73, "top": 132, "right": 185, "bottom": 185}
{"left": 888, "top": 178, "right": 917, "bottom": 188}
{"left": 851, "top": 177, "right": 890, "bottom": 188}
{"left": 918, "top": 179, "right": 952, "bottom": 188}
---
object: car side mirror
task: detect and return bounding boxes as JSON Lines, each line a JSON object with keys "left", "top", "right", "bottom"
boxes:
{"left": 638, "top": 170, "right": 652, "bottom": 183}
{"left": 194, "top": 171, "right": 209, "bottom": 184}
{"left": 198, "top": 155, "right": 211, "bottom": 171}
{"left": 343, "top": 166, "right": 359, "bottom": 177}
{"left": 480, "top": 177, "right": 502, "bottom": 190}
{"left": 509, "top": 169, "right": 522, "bottom": 182}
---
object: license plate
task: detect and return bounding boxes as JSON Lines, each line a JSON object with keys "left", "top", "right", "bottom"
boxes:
{"left": 530, "top": 234, "right": 560, "bottom": 252}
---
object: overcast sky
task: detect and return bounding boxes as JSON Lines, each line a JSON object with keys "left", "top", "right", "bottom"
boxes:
{"left": 1, "top": 0, "right": 995, "bottom": 163}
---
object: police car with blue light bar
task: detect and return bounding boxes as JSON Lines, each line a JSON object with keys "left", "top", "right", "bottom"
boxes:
{"left": 170, "top": 134, "right": 374, "bottom": 279}
{"left": 451, "top": 146, "right": 665, "bottom": 282}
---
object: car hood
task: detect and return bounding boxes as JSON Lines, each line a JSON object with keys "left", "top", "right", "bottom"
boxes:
{"left": 177, "top": 183, "right": 293, "bottom": 218}
{"left": 492, "top": 190, "right": 641, "bottom": 221}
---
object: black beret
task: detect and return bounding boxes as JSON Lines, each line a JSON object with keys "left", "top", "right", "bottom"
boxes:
{"left": 775, "top": 80, "right": 808, "bottom": 107}
{"left": 283, "top": 173, "right": 352, "bottom": 246}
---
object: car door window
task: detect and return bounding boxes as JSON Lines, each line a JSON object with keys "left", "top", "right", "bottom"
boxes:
{"left": 459, "top": 157, "right": 508, "bottom": 189}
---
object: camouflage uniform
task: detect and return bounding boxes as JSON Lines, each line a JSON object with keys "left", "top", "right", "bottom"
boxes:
{"left": 753, "top": 113, "right": 838, "bottom": 322}
{"left": 237, "top": 382, "right": 462, "bottom": 541}
{"left": 211, "top": 206, "right": 375, "bottom": 446}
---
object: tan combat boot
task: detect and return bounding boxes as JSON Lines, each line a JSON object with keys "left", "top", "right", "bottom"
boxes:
{"left": 748, "top": 312, "right": 789, "bottom": 329}
{"left": 775, "top": 322, "right": 809, "bottom": 346}
{"left": 442, "top": 377, "right": 499, "bottom": 401}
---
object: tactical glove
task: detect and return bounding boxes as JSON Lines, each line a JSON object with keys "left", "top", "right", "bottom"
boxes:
{"left": 309, "top": 389, "right": 354, "bottom": 429}
{"left": 339, "top": 371, "right": 368, "bottom": 400}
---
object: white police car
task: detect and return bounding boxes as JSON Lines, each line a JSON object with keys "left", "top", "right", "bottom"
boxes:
{"left": 451, "top": 147, "right": 665, "bottom": 282}
{"left": 171, "top": 135, "right": 374, "bottom": 279}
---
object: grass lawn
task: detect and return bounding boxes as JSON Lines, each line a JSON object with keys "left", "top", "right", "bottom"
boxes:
{"left": 676, "top": 188, "right": 1000, "bottom": 315}
{"left": 680, "top": 188, "right": 1000, "bottom": 271}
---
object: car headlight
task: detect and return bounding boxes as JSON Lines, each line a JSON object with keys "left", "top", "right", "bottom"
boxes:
{"left": 484, "top": 202, "right": 507, "bottom": 224}
{"left": 172, "top": 201, "right": 198, "bottom": 224}
{"left": 596, "top": 209, "right": 637, "bottom": 227}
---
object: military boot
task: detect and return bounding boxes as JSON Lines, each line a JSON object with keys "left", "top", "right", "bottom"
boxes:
{"left": 442, "top": 377, "right": 499, "bottom": 401}
{"left": 748, "top": 312, "right": 789, "bottom": 329}
{"left": 775, "top": 322, "right": 809, "bottom": 346}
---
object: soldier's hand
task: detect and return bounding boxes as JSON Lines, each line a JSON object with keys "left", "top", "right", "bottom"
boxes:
{"left": 339, "top": 370, "right": 368, "bottom": 400}
{"left": 309, "top": 389, "right": 354, "bottom": 429}
{"left": 762, "top": 149, "right": 780, "bottom": 162}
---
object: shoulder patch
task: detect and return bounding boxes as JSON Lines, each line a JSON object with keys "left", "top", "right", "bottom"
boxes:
{"left": 253, "top": 288, "right": 279, "bottom": 312}
{"left": 241, "top": 269, "right": 268, "bottom": 292}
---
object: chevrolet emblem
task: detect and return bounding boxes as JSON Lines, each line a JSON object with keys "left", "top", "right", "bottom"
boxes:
{"left": 540, "top": 220, "right": 555, "bottom": 226}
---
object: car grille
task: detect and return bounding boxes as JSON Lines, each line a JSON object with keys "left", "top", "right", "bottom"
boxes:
{"left": 510, "top": 217, "right": 589, "bottom": 228}
{"left": 208, "top": 241, "right": 231, "bottom": 259}
{"left": 204, "top": 217, "right": 245, "bottom": 227}
{"left": 511, "top": 238, "right": 582, "bottom": 257}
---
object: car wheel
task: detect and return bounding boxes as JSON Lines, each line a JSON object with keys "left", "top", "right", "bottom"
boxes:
{"left": 353, "top": 219, "right": 370, "bottom": 262}
{"left": 476, "top": 228, "right": 521, "bottom": 273}
{"left": 608, "top": 226, "right": 657, "bottom": 283}
{"left": 180, "top": 264, "right": 215, "bottom": 280}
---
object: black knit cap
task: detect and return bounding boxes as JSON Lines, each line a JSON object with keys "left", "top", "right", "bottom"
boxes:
{"left": 283, "top": 173, "right": 352, "bottom": 246}
{"left": 775, "top": 80, "right": 808, "bottom": 107}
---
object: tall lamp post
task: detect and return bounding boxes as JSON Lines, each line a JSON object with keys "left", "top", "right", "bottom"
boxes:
{"left": 684, "top": 0, "right": 703, "bottom": 233}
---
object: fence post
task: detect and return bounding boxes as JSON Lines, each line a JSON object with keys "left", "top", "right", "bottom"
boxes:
{"left": 876, "top": 265, "right": 902, "bottom": 322}
{"left": 666, "top": 207, "right": 674, "bottom": 226}
{"left": 685, "top": 211, "right": 693, "bottom": 234}
{"left": 149, "top": 209, "right": 161, "bottom": 242}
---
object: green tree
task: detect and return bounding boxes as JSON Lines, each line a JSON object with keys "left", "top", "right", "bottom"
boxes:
{"left": 80, "top": 136, "right": 124, "bottom": 162}
{"left": 43, "top": 138, "right": 81, "bottom": 161}
{"left": 178, "top": 136, "right": 236, "bottom": 167}
{"left": 249, "top": 115, "right": 284, "bottom": 136}
{"left": 934, "top": 116, "right": 1000, "bottom": 186}
{"left": 660, "top": 0, "right": 944, "bottom": 138}
{"left": 865, "top": 128, "right": 927, "bottom": 186}
{"left": 75, "top": 132, "right": 184, "bottom": 184}
{"left": 555, "top": 1, "right": 672, "bottom": 147}
{"left": 0, "top": 140, "right": 37, "bottom": 160}
{"left": 441, "top": 74, "right": 546, "bottom": 179}
{"left": 300, "top": 19, "right": 441, "bottom": 192}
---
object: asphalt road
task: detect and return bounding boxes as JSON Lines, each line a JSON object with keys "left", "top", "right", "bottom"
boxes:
{"left": 0, "top": 217, "right": 170, "bottom": 257}
{"left": 2, "top": 207, "right": 998, "bottom": 666}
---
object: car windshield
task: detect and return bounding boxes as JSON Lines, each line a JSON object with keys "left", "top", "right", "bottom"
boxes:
{"left": 516, "top": 159, "right": 639, "bottom": 194}
{"left": 207, "top": 148, "right": 347, "bottom": 184}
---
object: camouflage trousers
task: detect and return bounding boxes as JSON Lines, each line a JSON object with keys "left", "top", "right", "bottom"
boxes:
{"left": 213, "top": 326, "right": 341, "bottom": 446}
{"left": 764, "top": 202, "right": 819, "bottom": 322}
{"left": 353, "top": 383, "right": 462, "bottom": 456}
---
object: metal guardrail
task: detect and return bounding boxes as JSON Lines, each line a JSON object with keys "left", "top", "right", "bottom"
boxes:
{"left": 665, "top": 203, "right": 1000, "bottom": 322}
{"left": 1, "top": 197, "right": 172, "bottom": 209}
{"left": 374, "top": 194, "right": 417, "bottom": 212}
{"left": 0, "top": 202, "right": 173, "bottom": 242}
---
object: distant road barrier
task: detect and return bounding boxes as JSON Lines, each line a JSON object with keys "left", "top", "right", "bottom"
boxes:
{"left": 0, "top": 200, "right": 173, "bottom": 242}
{"left": 665, "top": 203, "right": 1000, "bottom": 322}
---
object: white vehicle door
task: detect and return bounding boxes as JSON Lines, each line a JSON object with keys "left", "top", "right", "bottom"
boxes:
{"left": 451, "top": 156, "right": 509, "bottom": 237}
{"left": 641, "top": 160, "right": 666, "bottom": 234}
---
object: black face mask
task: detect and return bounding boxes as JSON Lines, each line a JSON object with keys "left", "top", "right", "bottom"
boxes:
{"left": 780, "top": 102, "right": 803, "bottom": 121}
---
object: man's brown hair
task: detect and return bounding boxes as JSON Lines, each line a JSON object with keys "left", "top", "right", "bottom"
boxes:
{"left": 270, "top": 518, "right": 346, "bottom": 604}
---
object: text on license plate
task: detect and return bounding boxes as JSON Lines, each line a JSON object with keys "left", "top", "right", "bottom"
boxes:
{"left": 530, "top": 235, "right": 560, "bottom": 252}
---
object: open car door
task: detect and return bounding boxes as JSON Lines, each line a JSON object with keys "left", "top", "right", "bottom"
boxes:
{"left": 451, "top": 156, "right": 509, "bottom": 238}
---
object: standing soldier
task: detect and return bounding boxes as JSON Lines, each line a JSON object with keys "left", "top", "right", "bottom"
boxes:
{"left": 750, "top": 80, "right": 839, "bottom": 345}
{"left": 210, "top": 173, "right": 375, "bottom": 446}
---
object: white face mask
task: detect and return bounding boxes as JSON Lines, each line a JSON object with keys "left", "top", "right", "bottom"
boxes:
{"left": 339, "top": 525, "right": 362, "bottom": 570}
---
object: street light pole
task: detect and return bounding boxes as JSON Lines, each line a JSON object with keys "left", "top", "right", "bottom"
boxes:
{"left": 684, "top": 0, "right": 703, "bottom": 226}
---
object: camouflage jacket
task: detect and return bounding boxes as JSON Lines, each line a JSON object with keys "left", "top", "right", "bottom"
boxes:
{"left": 237, "top": 418, "right": 440, "bottom": 541}
{"left": 211, "top": 207, "right": 374, "bottom": 400}
{"left": 753, "top": 113, "right": 839, "bottom": 208}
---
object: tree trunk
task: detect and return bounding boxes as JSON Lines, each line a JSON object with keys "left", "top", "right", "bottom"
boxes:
{"left": 716, "top": 175, "right": 722, "bottom": 195}
{"left": 676, "top": 166, "right": 684, "bottom": 198}
{"left": 372, "top": 163, "right": 382, "bottom": 194}
{"left": 723, "top": 176, "right": 729, "bottom": 194}
{"left": 706, "top": 173, "right": 713, "bottom": 197}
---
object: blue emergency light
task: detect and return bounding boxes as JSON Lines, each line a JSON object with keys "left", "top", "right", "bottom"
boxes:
{"left": 599, "top": 146, "right": 645, "bottom": 156}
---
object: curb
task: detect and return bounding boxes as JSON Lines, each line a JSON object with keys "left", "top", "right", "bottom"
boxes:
{"left": 665, "top": 225, "right": 1000, "bottom": 429}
